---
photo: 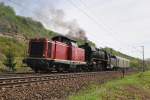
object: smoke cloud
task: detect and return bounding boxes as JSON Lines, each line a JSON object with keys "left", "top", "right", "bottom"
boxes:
{"left": 33, "top": 5, "right": 87, "bottom": 40}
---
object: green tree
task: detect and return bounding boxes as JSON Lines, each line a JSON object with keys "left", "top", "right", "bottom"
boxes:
{"left": 130, "top": 60, "right": 140, "bottom": 68}
{"left": 3, "top": 49, "right": 16, "bottom": 72}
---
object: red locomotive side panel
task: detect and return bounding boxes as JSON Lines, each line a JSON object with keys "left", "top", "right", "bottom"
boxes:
{"left": 71, "top": 47, "right": 85, "bottom": 62}
{"left": 77, "top": 48, "right": 85, "bottom": 62}
{"left": 54, "top": 41, "right": 69, "bottom": 60}
{"left": 46, "top": 41, "right": 55, "bottom": 59}
{"left": 71, "top": 46, "right": 77, "bottom": 61}
{"left": 50, "top": 41, "right": 56, "bottom": 59}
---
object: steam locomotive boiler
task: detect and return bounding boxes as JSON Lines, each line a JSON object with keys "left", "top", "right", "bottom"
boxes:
{"left": 80, "top": 43, "right": 111, "bottom": 71}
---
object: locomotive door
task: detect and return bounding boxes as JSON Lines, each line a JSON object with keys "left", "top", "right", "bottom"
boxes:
{"left": 47, "top": 42, "right": 51, "bottom": 58}
{"left": 68, "top": 43, "right": 72, "bottom": 60}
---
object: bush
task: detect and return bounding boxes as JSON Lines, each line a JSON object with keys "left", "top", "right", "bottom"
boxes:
{"left": 3, "top": 49, "right": 16, "bottom": 72}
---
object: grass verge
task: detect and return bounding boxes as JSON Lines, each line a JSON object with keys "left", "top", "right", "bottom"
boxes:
{"left": 69, "top": 71, "right": 150, "bottom": 100}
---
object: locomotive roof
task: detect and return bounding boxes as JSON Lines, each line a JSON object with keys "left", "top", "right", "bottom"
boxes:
{"left": 115, "top": 56, "right": 130, "bottom": 61}
{"left": 52, "top": 35, "right": 76, "bottom": 43}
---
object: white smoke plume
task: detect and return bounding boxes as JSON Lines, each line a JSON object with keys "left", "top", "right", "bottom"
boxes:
{"left": 32, "top": 4, "right": 87, "bottom": 40}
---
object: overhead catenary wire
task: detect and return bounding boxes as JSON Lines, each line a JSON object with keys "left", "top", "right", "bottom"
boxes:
{"left": 6, "top": 0, "right": 111, "bottom": 48}
{"left": 6, "top": 0, "right": 142, "bottom": 58}
{"left": 7, "top": 0, "right": 127, "bottom": 47}
{"left": 83, "top": 0, "right": 142, "bottom": 54}
{"left": 65, "top": 0, "right": 124, "bottom": 48}
{"left": 67, "top": 0, "right": 124, "bottom": 41}
{"left": 67, "top": 0, "right": 142, "bottom": 55}
{"left": 9, "top": 0, "right": 141, "bottom": 57}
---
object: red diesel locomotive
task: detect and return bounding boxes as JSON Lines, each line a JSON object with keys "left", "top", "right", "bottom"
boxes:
{"left": 24, "top": 35, "right": 86, "bottom": 72}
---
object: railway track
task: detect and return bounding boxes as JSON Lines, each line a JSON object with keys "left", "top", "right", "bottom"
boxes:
{"left": 0, "top": 70, "right": 137, "bottom": 91}
{"left": 0, "top": 71, "right": 120, "bottom": 90}
{"left": 0, "top": 71, "right": 68, "bottom": 78}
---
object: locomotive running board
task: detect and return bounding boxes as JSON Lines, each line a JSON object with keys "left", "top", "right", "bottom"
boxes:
{"left": 53, "top": 59, "right": 86, "bottom": 65}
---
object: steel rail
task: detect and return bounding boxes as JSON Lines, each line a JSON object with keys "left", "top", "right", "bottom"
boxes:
{"left": 0, "top": 71, "right": 123, "bottom": 90}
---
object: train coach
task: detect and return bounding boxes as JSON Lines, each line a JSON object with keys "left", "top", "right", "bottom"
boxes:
{"left": 110, "top": 56, "right": 130, "bottom": 70}
{"left": 23, "top": 35, "right": 130, "bottom": 73}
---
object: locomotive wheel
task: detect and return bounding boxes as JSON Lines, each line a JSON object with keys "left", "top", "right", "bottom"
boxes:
{"left": 56, "top": 64, "right": 64, "bottom": 73}
{"left": 76, "top": 66, "right": 82, "bottom": 72}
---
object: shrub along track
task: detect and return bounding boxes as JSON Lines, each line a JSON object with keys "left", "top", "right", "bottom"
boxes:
{"left": 0, "top": 71, "right": 136, "bottom": 100}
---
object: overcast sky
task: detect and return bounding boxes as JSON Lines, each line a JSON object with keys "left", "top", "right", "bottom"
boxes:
{"left": 1, "top": 0, "right": 150, "bottom": 59}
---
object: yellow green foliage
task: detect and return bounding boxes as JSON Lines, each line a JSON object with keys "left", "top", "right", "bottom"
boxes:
{"left": 69, "top": 71, "right": 150, "bottom": 100}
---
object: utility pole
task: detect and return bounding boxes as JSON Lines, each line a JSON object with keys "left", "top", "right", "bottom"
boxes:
{"left": 141, "top": 46, "right": 145, "bottom": 72}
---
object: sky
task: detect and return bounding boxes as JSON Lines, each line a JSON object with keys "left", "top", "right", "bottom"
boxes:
{"left": 0, "top": 0, "right": 150, "bottom": 59}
